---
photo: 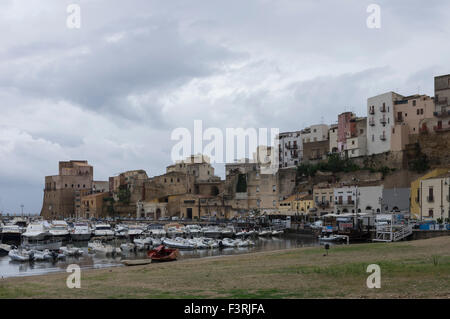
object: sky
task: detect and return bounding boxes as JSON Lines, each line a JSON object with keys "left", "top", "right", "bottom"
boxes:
{"left": 0, "top": 0, "right": 449, "bottom": 215}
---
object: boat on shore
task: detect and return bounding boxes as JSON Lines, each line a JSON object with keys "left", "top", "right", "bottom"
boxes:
{"left": 0, "top": 243, "right": 13, "bottom": 256}
{"left": 147, "top": 245, "right": 179, "bottom": 262}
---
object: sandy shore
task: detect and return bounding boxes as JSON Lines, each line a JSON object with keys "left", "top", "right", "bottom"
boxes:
{"left": 1, "top": 236, "right": 449, "bottom": 298}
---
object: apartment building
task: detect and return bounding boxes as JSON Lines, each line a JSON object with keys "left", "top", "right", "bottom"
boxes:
{"left": 367, "top": 92, "right": 404, "bottom": 155}
{"left": 410, "top": 168, "right": 449, "bottom": 219}
{"left": 421, "top": 74, "right": 450, "bottom": 134}
{"left": 419, "top": 172, "right": 450, "bottom": 221}
{"left": 278, "top": 131, "right": 302, "bottom": 168}
{"left": 313, "top": 185, "right": 335, "bottom": 216}
{"left": 333, "top": 186, "right": 358, "bottom": 214}
{"left": 346, "top": 117, "right": 367, "bottom": 158}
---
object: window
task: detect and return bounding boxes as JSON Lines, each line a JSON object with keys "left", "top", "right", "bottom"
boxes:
{"left": 272, "top": 185, "right": 276, "bottom": 192}
{"left": 413, "top": 100, "right": 416, "bottom": 106}
{"left": 417, "top": 109, "right": 420, "bottom": 115}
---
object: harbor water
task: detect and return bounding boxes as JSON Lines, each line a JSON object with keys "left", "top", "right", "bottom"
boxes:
{"left": 0, "top": 234, "right": 321, "bottom": 278}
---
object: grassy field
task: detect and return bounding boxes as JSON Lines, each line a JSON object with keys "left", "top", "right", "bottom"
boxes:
{"left": 1, "top": 236, "right": 449, "bottom": 299}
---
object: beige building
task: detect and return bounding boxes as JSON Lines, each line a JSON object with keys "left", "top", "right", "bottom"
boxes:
{"left": 313, "top": 185, "right": 335, "bottom": 215}
{"left": 80, "top": 192, "right": 109, "bottom": 219}
{"left": 419, "top": 171, "right": 450, "bottom": 221}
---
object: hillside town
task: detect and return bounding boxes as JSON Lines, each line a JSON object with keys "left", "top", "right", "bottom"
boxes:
{"left": 36, "top": 74, "right": 450, "bottom": 229}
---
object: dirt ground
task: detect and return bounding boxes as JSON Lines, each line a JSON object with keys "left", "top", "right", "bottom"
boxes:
{"left": 1, "top": 236, "right": 449, "bottom": 299}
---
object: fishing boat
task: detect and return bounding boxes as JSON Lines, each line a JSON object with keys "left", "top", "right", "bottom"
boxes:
{"left": 147, "top": 245, "right": 179, "bottom": 262}
{"left": 88, "top": 240, "right": 115, "bottom": 255}
{"left": 120, "top": 243, "right": 136, "bottom": 252}
{"left": 220, "top": 226, "right": 235, "bottom": 238}
{"left": 71, "top": 223, "right": 92, "bottom": 241}
{"left": 147, "top": 224, "right": 166, "bottom": 237}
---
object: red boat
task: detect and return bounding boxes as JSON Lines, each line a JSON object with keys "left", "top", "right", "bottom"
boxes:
{"left": 147, "top": 245, "right": 179, "bottom": 262}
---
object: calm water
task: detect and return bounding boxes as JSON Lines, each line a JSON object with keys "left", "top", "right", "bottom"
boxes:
{"left": 0, "top": 234, "right": 322, "bottom": 278}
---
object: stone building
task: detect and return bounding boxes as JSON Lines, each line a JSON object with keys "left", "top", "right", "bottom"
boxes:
{"left": 41, "top": 160, "right": 94, "bottom": 219}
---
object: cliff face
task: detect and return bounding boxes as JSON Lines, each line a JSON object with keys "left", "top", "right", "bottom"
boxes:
{"left": 415, "top": 131, "right": 450, "bottom": 167}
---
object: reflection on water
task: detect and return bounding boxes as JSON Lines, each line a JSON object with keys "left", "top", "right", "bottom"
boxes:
{"left": 0, "top": 234, "right": 322, "bottom": 278}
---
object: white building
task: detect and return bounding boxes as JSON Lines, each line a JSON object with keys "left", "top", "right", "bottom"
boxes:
{"left": 334, "top": 186, "right": 358, "bottom": 214}
{"left": 278, "top": 131, "right": 302, "bottom": 168}
{"left": 302, "top": 124, "right": 329, "bottom": 144}
{"left": 357, "top": 186, "right": 383, "bottom": 214}
{"left": 367, "top": 92, "right": 403, "bottom": 155}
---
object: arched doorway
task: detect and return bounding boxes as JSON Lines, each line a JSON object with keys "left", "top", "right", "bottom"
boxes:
{"left": 155, "top": 208, "right": 161, "bottom": 220}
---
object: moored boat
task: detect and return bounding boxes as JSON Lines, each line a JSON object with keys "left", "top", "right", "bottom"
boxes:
{"left": 147, "top": 245, "right": 179, "bottom": 262}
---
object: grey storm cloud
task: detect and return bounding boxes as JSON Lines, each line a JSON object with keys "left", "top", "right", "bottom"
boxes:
{"left": 0, "top": 0, "right": 450, "bottom": 214}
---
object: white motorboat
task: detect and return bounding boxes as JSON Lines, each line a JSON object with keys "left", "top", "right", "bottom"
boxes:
{"left": 185, "top": 225, "right": 202, "bottom": 236}
{"left": 271, "top": 229, "right": 284, "bottom": 236}
{"left": 0, "top": 224, "right": 24, "bottom": 244}
{"left": 127, "top": 225, "right": 145, "bottom": 237}
{"left": 60, "top": 245, "right": 84, "bottom": 257}
{"left": 32, "top": 249, "right": 54, "bottom": 261}
{"left": 71, "top": 223, "right": 92, "bottom": 241}
{"left": 147, "top": 225, "right": 166, "bottom": 237}
{"left": 202, "top": 237, "right": 220, "bottom": 249}
{"left": 8, "top": 248, "right": 33, "bottom": 262}
{"left": 133, "top": 237, "right": 152, "bottom": 250}
{"left": 162, "top": 237, "right": 194, "bottom": 249}
{"left": 88, "top": 240, "right": 115, "bottom": 255}
{"left": 166, "top": 226, "right": 185, "bottom": 237}
{"left": 258, "top": 229, "right": 271, "bottom": 237}
{"left": 203, "top": 226, "right": 222, "bottom": 238}
{"left": 49, "top": 220, "right": 70, "bottom": 240}
{"left": 22, "top": 222, "right": 52, "bottom": 241}
{"left": 221, "top": 238, "right": 237, "bottom": 248}
{"left": 93, "top": 224, "right": 115, "bottom": 237}
{"left": 114, "top": 224, "right": 129, "bottom": 238}
{"left": 220, "top": 226, "right": 235, "bottom": 238}
{"left": 318, "top": 234, "right": 347, "bottom": 242}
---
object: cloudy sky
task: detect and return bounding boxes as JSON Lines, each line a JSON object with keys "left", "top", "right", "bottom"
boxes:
{"left": 0, "top": 0, "right": 449, "bottom": 214}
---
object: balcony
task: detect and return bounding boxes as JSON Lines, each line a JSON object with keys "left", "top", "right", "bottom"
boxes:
{"left": 380, "top": 117, "right": 387, "bottom": 125}
{"left": 286, "top": 144, "right": 298, "bottom": 150}
{"left": 433, "top": 110, "right": 450, "bottom": 118}
{"left": 380, "top": 134, "right": 387, "bottom": 141}
{"left": 433, "top": 125, "right": 450, "bottom": 133}
{"left": 395, "top": 117, "right": 403, "bottom": 123}
{"left": 436, "top": 97, "right": 448, "bottom": 106}
{"left": 369, "top": 107, "right": 375, "bottom": 115}
{"left": 369, "top": 118, "right": 375, "bottom": 126}
{"left": 379, "top": 106, "right": 387, "bottom": 113}
{"left": 427, "top": 196, "right": 434, "bottom": 203}
{"left": 316, "top": 201, "right": 330, "bottom": 208}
